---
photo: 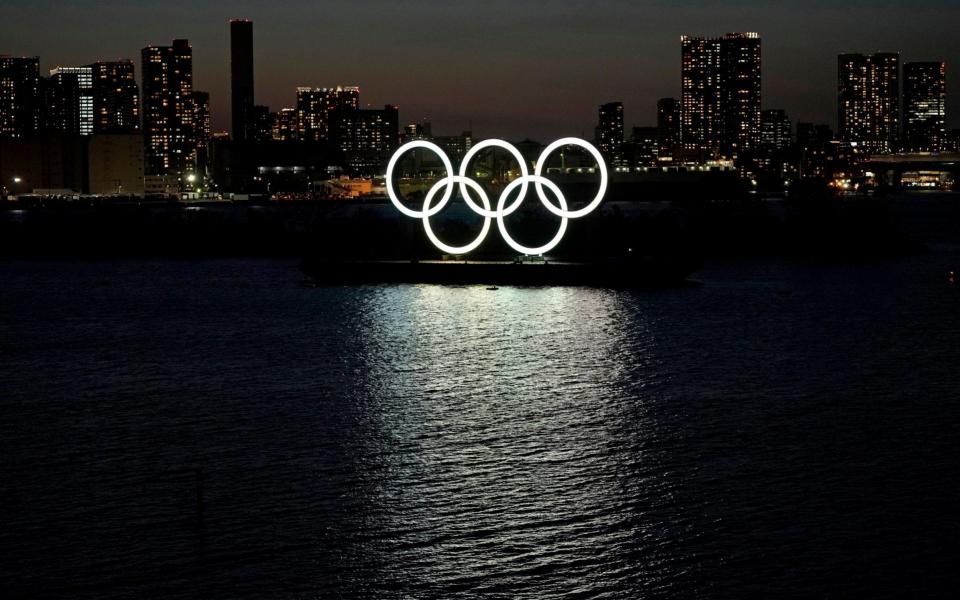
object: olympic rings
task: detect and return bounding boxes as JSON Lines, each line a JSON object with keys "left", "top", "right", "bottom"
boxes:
{"left": 458, "top": 139, "right": 529, "bottom": 218}
{"left": 422, "top": 176, "right": 492, "bottom": 255}
{"left": 387, "top": 137, "right": 607, "bottom": 255}
{"left": 534, "top": 137, "right": 608, "bottom": 219}
{"left": 497, "top": 175, "right": 568, "bottom": 256}
{"left": 386, "top": 140, "right": 454, "bottom": 218}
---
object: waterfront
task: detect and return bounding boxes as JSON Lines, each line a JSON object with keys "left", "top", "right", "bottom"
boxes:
{"left": 2, "top": 254, "right": 960, "bottom": 598}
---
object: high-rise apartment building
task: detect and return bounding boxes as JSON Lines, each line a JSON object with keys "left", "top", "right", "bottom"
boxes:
{"left": 329, "top": 104, "right": 399, "bottom": 174}
{"left": 141, "top": 39, "right": 195, "bottom": 176}
{"left": 230, "top": 19, "right": 254, "bottom": 142}
{"left": 49, "top": 66, "right": 93, "bottom": 135}
{"left": 627, "top": 126, "right": 659, "bottom": 167}
{"left": 656, "top": 97, "right": 680, "bottom": 159}
{"left": 760, "top": 109, "right": 791, "bottom": 152}
{"left": 250, "top": 104, "right": 273, "bottom": 142}
{"left": 0, "top": 55, "right": 41, "bottom": 139}
{"left": 433, "top": 131, "right": 473, "bottom": 163}
{"left": 796, "top": 122, "right": 835, "bottom": 179}
{"left": 41, "top": 71, "right": 81, "bottom": 134}
{"left": 192, "top": 90, "right": 210, "bottom": 149}
{"left": 721, "top": 33, "right": 762, "bottom": 156}
{"left": 296, "top": 86, "right": 360, "bottom": 142}
{"left": 903, "top": 61, "right": 946, "bottom": 152}
{"left": 296, "top": 88, "right": 326, "bottom": 142}
{"left": 838, "top": 52, "right": 900, "bottom": 154}
{"left": 681, "top": 33, "right": 761, "bottom": 159}
{"left": 192, "top": 90, "right": 210, "bottom": 175}
{"left": 597, "top": 102, "right": 625, "bottom": 167}
{"left": 797, "top": 123, "right": 833, "bottom": 150}
{"left": 90, "top": 60, "right": 140, "bottom": 133}
{"left": 272, "top": 108, "right": 297, "bottom": 141}
{"left": 596, "top": 102, "right": 623, "bottom": 167}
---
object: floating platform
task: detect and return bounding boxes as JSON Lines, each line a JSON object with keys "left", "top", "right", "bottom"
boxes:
{"left": 301, "top": 258, "right": 697, "bottom": 288}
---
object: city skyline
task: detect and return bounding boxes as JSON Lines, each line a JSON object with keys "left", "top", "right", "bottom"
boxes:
{"left": 2, "top": 1, "right": 959, "bottom": 140}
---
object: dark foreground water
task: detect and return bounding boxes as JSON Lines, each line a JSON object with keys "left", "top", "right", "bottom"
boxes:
{"left": 2, "top": 255, "right": 960, "bottom": 599}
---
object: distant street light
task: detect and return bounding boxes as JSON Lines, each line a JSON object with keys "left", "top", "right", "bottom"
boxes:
{"left": 12, "top": 176, "right": 22, "bottom": 184}
{"left": 186, "top": 173, "right": 197, "bottom": 184}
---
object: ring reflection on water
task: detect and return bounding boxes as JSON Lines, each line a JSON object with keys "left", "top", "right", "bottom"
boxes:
{"left": 348, "top": 285, "right": 666, "bottom": 592}
{"left": 1, "top": 257, "right": 959, "bottom": 598}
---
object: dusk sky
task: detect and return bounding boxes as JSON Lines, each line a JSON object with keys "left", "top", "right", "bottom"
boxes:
{"left": 3, "top": 0, "right": 958, "bottom": 140}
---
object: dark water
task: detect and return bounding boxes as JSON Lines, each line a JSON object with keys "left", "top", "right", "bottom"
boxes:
{"left": 2, "top": 255, "right": 960, "bottom": 598}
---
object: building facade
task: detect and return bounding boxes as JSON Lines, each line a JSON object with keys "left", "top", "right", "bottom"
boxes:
{"left": 88, "top": 133, "right": 145, "bottom": 195}
{"left": 903, "top": 62, "right": 946, "bottom": 152}
{"left": 838, "top": 52, "right": 900, "bottom": 154}
{"left": 0, "top": 133, "right": 86, "bottom": 193}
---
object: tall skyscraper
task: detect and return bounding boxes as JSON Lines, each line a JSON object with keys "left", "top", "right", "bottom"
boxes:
{"left": 141, "top": 39, "right": 195, "bottom": 176}
{"left": 681, "top": 32, "right": 761, "bottom": 159}
{"left": 656, "top": 97, "right": 680, "bottom": 159}
{"left": 903, "top": 62, "right": 946, "bottom": 152}
{"left": 230, "top": 19, "right": 254, "bottom": 142}
{"left": 49, "top": 66, "right": 93, "bottom": 135}
{"left": 90, "top": 60, "right": 140, "bottom": 133}
{"left": 0, "top": 55, "right": 41, "bottom": 139}
{"left": 296, "top": 86, "right": 360, "bottom": 142}
{"left": 597, "top": 101, "right": 624, "bottom": 166}
{"left": 838, "top": 52, "right": 900, "bottom": 154}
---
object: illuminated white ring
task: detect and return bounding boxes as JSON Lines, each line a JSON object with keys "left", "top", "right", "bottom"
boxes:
{"left": 422, "top": 175, "right": 492, "bottom": 255}
{"left": 457, "top": 139, "right": 530, "bottom": 218}
{"left": 534, "top": 137, "right": 607, "bottom": 219}
{"left": 496, "top": 175, "right": 568, "bottom": 256}
{"left": 386, "top": 140, "right": 455, "bottom": 218}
